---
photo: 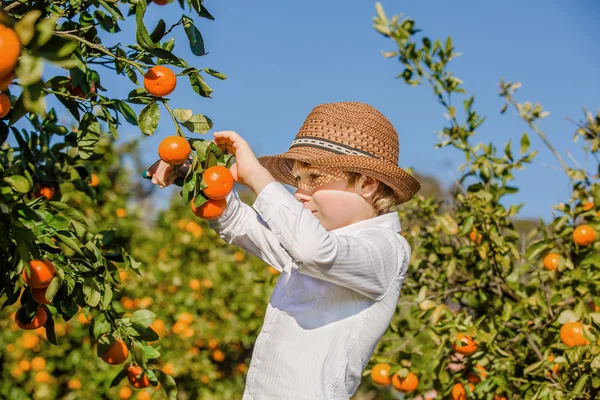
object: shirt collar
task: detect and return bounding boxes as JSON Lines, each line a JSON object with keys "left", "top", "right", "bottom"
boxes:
{"left": 331, "top": 211, "right": 402, "bottom": 235}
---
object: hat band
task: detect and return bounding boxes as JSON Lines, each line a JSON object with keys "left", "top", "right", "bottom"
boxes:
{"left": 289, "top": 136, "right": 376, "bottom": 158}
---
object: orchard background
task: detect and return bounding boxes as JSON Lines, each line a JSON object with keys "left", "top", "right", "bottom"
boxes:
{"left": 1, "top": 1, "right": 599, "bottom": 399}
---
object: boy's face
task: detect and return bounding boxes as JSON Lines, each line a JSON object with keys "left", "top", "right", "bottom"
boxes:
{"left": 291, "top": 162, "right": 373, "bottom": 231}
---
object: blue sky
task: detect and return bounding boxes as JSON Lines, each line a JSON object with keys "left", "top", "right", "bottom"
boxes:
{"left": 46, "top": 0, "right": 600, "bottom": 220}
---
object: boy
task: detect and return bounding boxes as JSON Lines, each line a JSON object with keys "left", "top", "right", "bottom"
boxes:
{"left": 149, "top": 102, "right": 421, "bottom": 399}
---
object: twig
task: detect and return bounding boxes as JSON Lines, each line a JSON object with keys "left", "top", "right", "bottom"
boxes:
{"left": 3, "top": 1, "right": 23, "bottom": 12}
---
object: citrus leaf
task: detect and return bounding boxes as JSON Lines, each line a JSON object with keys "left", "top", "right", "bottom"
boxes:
{"left": 182, "top": 15, "right": 205, "bottom": 56}
{"left": 138, "top": 101, "right": 160, "bottom": 135}
{"left": 4, "top": 175, "right": 31, "bottom": 193}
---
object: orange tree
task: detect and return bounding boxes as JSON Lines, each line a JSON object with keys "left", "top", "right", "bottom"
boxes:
{"left": 0, "top": 0, "right": 228, "bottom": 397}
{"left": 363, "top": 4, "right": 600, "bottom": 400}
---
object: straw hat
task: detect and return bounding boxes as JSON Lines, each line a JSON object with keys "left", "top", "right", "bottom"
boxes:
{"left": 258, "top": 102, "right": 421, "bottom": 204}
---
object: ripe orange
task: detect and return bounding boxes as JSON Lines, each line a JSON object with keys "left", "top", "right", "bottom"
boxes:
{"left": 203, "top": 166, "right": 234, "bottom": 200}
{"left": 116, "top": 208, "right": 127, "bottom": 218}
{"left": 391, "top": 371, "right": 419, "bottom": 392}
{"left": 212, "top": 349, "right": 225, "bottom": 362}
{"left": 144, "top": 66, "right": 177, "bottom": 97}
{"left": 0, "top": 93, "right": 10, "bottom": 118}
{"left": 34, "top": 370, "right": 52, "bottom": 383}
{"left": 18, "top": 360, "right": 31, "bottom": 372}
{"left": 161, "top": 362, "right": 175, "bottom": 375}
{"left": 268, "top": 265, "right": 280, "bottom": 275}
{"left": 101, "top": 339, "right": 129, "bottom": 364}
{"left": 31, "top": 287, "right": 52, "bottom": 305}
{"left": 0, "top": 72, "right": 14, "bottom": 90}
{"left": 0, "top": 25, "right": 20, "bottom": 79}
{"left": 177, "top": 312, "right": 193, "bottom": 324}
{"left": 90, "top": 173, "right": 100, "bottom": 187}
{"left": 191, "top": 198, "right": 227, "bottom": 220}
{"left": 543, "top": 253, "right": 560, "bottom": 271}
{"left": 452, "top": 383, "right": 475, "bottom": 400}
{"left": 467, "top": 364, "right": 487, "bottom": 383}
{"left": 23, "top": 259, "right": 56, "bottom": 288}
{"left": 31, "top": 356, "right": 46, "bottom": 370}
{"left": 189, "top": 279, "right": 201, "bottom": 290}
{"left": 469, "top": 229, "right": 482, "bottom": 244}
{"left": 127, "top": 364, "right": 150, "bottom": 388}
{"left": 158, "top": 135, "right": 190, "bottom": 165}
{"left": 150, "top": 319, "right": 165, "bottom": 336}
{"left": 583, "top": 201, "right": 594, "bottom": 211}
{"left": 154, "top": 0, "right": 169, "bottom": 4}
{"left": 573, "top": 225, "right": 596, "bottom": 246}
{"left": 33, "top": 186, "right": 55, "bottom": 200}
{"left": 68, "top": 378, "right": 82, "bottom": 390}
{"left": 15, "top": 306, "right": 47, "bottom": 330}
{"left": 137, "top": 391, "right": 151, "bottom": 400}
{"left": 560, "top": 321, "right": 589, "bottom": 347}
{"left": 546, "top": 355, "right": 560, "bottom": 376}
{"left": 370, "top": 363, "right": 391, "bottom": 385}
{"left": 118, "top": 386, "right": 133, "bottom": 399}
{"left": 453, "top": 333, "right": 477, "bottom": 356}
{"left": 202, "top": 278, "right": 213, "bottom": 288}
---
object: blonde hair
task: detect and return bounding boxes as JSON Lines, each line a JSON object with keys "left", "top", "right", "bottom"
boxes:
{"left": 345, "top": 171, "right": 397, "bottom": 216}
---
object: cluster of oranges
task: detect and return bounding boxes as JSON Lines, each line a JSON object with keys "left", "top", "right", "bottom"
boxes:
{"left": 370, "top": 363, "right": 419, "bottom": 393}
{"left": 16, "top": 260, "right": 57, "bottom": 330}
{"left": 0, "top": 23, "right": 20, "bottom": 118}
{"left": 156, "top": 135, "right": 235, "bottom": 220}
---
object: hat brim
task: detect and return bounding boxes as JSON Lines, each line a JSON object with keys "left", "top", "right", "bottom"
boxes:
{"left": 258, "top": 147, "right": 421, "bottom": 204}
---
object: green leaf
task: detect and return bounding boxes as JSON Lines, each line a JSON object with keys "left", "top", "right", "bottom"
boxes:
{"left": 520, "top": 132, "right": 530, "bottom": 155}
{"left": 115, "top": 101, "right": 138, "bottom": 126}
{"left": 459, "top": 216, "right": 474, "bottom": 236}
{"left": 45, "top": 314, "right": 58, "bottom": 345}
{"left": 78, "top": 113, "right": 101, "bottom": 160}
{"left": 182, "top": 16, "right": 206, "bottom": 56}
{"left": 134, "top": 341, "right": 146, "bottom": 369}
{"left": 36, "top": 17, "right": 57, "bottom": 47}
{"left": 525, "top": 240, "right": 550, "bottom": 261}
{"left": 14, "top": 10, "right": 42, "bottom": 46}
{"left": 203, "top": 68, "right": 227, "bottom": 80}
{"left": 16, "top": 54, "right": 44, "bottom": 86}
{"left": 92, "top": 313, "right": 112, "bottom": 340}
{"left": 45, "top": 275, "right": 63, "bottom": 303}
{"left": 131, "top": 310, "right": 156, "bottom": 328}
{"left": 188, "top": 70, "right": 213, "bottom": 98}
{"left": 573, "top": 374, "right": 589, "bottom": 394}
{"left": 46, "top": 201, "right": 88, "bottom": 226}
{"left": 155, "top": 370, "right": 178, "bottom": 400}
{"left": 138, "top": 101, "right": 160, "bottom": 135}
{"left": 109, "top": 368, "right": 128, "bottom": 387}
{"left": 4, "top": 175, "right": 31, "bottom": 193}
{"left": 83, "top": 278, "right": 102, "bottom": 307}
{"left": 181, "top": 114, "right": 213, "bottom": 134}
{"left": 150, "top": 19, "right": 166, "bottom": 43}
{"left": 98, "top": 0, "right": 124, "bottom": 20}
{"left": 173, "top": 108, "right": 193, "bottom": 122}
{"left": 135, "top": 1, "right": 156, "bottom": 50}
{"left": 22, "top": 82, "right": 47, "bottom": 116}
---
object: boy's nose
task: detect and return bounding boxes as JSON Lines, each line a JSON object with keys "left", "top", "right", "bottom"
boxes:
{"left": 294, "top": 188, "right": 311, "bottom": 203}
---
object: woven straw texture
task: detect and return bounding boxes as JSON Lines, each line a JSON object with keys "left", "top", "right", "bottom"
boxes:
{"left": 258, "top": 102, "right": 421, "bottom": 204}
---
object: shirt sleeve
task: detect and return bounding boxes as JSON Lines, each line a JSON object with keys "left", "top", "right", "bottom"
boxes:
{"left": 252, "top": 182, "right": 404, "bottom": 301}
{"left": 208, "top": 190, "right": 293, "bottom": 271}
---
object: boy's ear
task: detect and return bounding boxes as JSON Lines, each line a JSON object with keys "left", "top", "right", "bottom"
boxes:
{"left": 359, "top": 175, "right": 379, "bottom": 198}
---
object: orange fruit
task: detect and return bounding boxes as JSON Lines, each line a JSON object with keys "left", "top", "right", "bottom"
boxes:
{"left": 469, "top": 229, "right": 482, "bottom": 244}
{"left": 0, "top": 92, "right": 10, "bottom": 118}
{"left": 202, "top": 279, "right": 213, "bottom": 288}
{"left": 15, "top": 306, "right": 47, "bottom": 330}
{"left": 370, "top": 363, "right": 391, "bottom": 385}
{"left": 33, "top": 186, "right": 55, "bottom": 200}
{"left": 150, "top": 319, "right": 165, "bottom": 336}
{"left": 191, "top": 198, "right": 227, "bottom": 220}
{"left": 34, "top": 370, "right": 52, "bottom": 383}
{"left": 234, "top": 251, "right": 244, "bottom": 262}
{"left": 203, "top": 166, "right": 234, "bottom": 200}
{"left": 22, "top": 332, "right": 39, "bottom": 349}
{"left": 101, "top": 339, "right": 129, "bottom": 364}
{"left": 171, "top": 320, "right": 187, "bottom": 335}
{"left": 23, "top": 259, "right": 56, "bottom": 288}
{"left": 116, "top": 208, "right": 127, "bottom": 218}
{"left": 391, "top": 371, "right": 418, "bottom": 392}
{"left": 189, "top": 279, "right": 201, "bottom": 290}
{"left": 137, "top": 391, "right": 151, "bottom": 400}
{"left": 212, "top": 349, "right": 225, "bottom": 362}
{"left": 543, "top": 253, "right": 560, "bottom": 271}
{"left": 144, "top": 66, "right": 176, "bottom": 97}
{"left": 31, "top": 356, "right": 46, "bottom": 370}
{"left": 119, "top": 386, "right": 133, "bottom": 399}
{"left": 68, "top": 378, "right": 82, "bottom": 389}
{"left": 453, "top": 333, "right": 477, "bottom": 356}
{"left": 467, "top": 365, "right": 487, "bottom": 383}
{"left": 546, "top": 355, "right": 559, "bottom": 376}
{"left": 0, "top": 72, "right": 14, "bottom": 90}
{"left": 236, "top": 363, "right": 249, "bottom": 374}
{"left": 161, "top": 362, "right": 175, "bottom": 375}
{"left": 68, "top": 78, "right": 96, "bottom": 98}
{"left": 31, "top": 287, "right": 52, "bottom": 305}
{"left": 18, "top": 360, "right": 31, "bottom": 372}
{"left": 268, "top": 265, "right": 280, "bottom": 275}
{"left": 207, "top": 338, "right": 218, "bottom": 349}
{"left": 90, "top": 173, "right": 100, "bottom": 187}
{"left": 153, "top": 0, "right": 169, "bottom": 4}
{"left": 127, "top": 364, "right": 150, "bottom": 388}
{"left": 200, "top": 374, "right": 210, "bottom": 384}
{"left": 560, "top": 321, "right": 589, "bottom": 347}
{"left": 583, "top": 201, "right": 594, "bottom": 211}
{"left": 452, "top": 383, "right": 475, "bottom": 400}
{"left": 121, "top": 296, "right": 134, "bottom": 309}
{"left": 78, "top": 312, "right": 90, "bottom": 324}
{"left": 158, "top": 135, "right": 190, "bottom": 165}
{"left": 0, "top": 25, "right": 20, "bottom": 78}
{"left": 177, "top": 312, "right": 193, "bottom": 324}
{"left": 573, "top": 225, "right": 596, "bottom": 246}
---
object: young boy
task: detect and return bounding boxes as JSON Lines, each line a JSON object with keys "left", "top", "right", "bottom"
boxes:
{"left": 148, "top": 102, "right": 421, "bottom": 399}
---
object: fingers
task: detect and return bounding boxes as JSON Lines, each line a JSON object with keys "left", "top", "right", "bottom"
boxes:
{"left": 148, "top": 160, "right": 173, "bottom": 189}
{"left": 213, "top": 131, "right": 246, "bottom": 155}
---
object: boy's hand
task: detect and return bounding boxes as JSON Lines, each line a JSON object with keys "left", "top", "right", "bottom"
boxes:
{"left": 147, "top": 159, "right": 190, "bottom": 189}
{"left": 213, "top": 131, "right": 275, "bottom": 194}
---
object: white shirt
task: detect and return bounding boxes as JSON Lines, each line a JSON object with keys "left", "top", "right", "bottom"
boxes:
{"left": 209, "top": 182, "right": 410, "bottom": 400}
